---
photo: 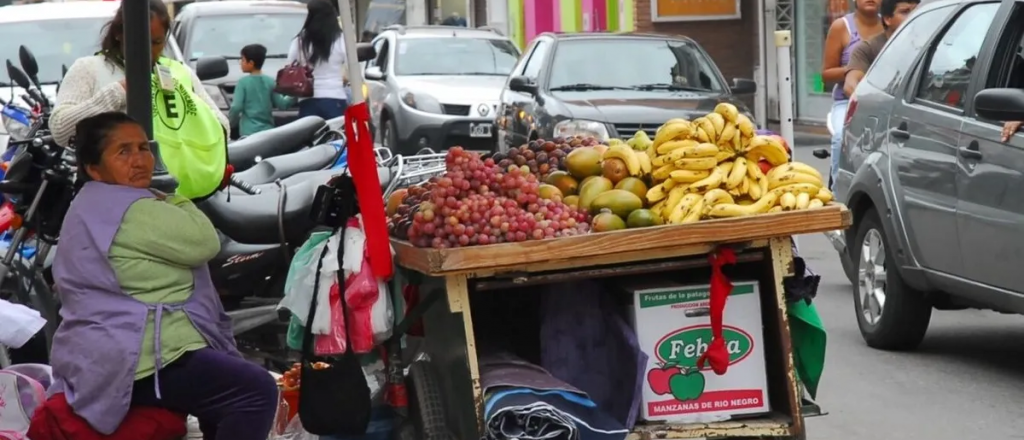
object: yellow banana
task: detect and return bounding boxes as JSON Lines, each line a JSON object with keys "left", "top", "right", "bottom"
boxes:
{"left": 815, "top": 187, "right": 834, "bottom": 203}
{"left": 688, "top": 167, "right": 725, "bottom": 193}
{"left": 746, "top": 158, "right": 765, "bottom": 181}
{"left": 795, "top": 192, "right": 811, "bottom": 210}
{"left": 728, "top": 188, "right": 743, "bottom": 198}
{"left": 808, "top": 199, "right": 825, "bottom": 209}
{"left": 738, "top": 135, "right": 753, "bottom": 151}
{"left": 651, "top": 200, "right": 666, "bottom": 218}
{"left": 737, "top": 198, "right": 754, "bottom": 206}
{"left": 768, "top": 205, "right": 784, "bottom": 213}
{"left": 735, "top": 114, "right": 755, "bottom": 138}
{"left": 674, "top": 157, "right": 719, "bottom": 171}
{"left": 663, "top": 185, "right": 690, "bottom": 215}
{"left": 716, "top": 161, "right": 734, "bottom": 176}
{"left": 745, "top": 143, "right": 789, "bottom": 166}
{"left": 714, "top": 102, "right": 740, "bottom": 123}
{"left": 655, "top": 139, "right": 700, "bottom": 155}
{"left": 725, "top": 157, "right": 748, "bottom": 189}
{"left": 664, "top": 118, "right": 690, "bottom": 126}
{"left": 668, "top": 193, "right": 702, "bottom": 224}
{"left": 646, "top": 183, "right": 668, "bottom": 203}
{"left": 705, "top": 112, "right": 726, "bottom": 137}
{"left": 603, "top": 144, "right": 642, "bottom": 176}
{"left": 669, "top": 169, "right": 711, "bottom": 183}
{"left": 747, "top": 176, "right": 762, "bottom": 200}
{"left": 715, "top": 150, "right": 736, "bottom": 163}
{"left": 758, "top": 175, "right": 769, "bottom": 198}
{"left": 653, "top": 155, "right": 670, "bottom": 167}
{"left": 681, "top": 199, "right": 704, "bottom": 223}
{"left": 768, "top": 183, "right": 820, "bottom": 198}
{"left": 652, "top": 164, "right": 676, "bottom": 181}
{"left": 636, "top": 151, "right": 653, "bottom": 175}
{"left": 702, "top": 188, "right": 735, "bottom": 207}
{"left": 790, "top": 162, "right": 824, "bottom": 182}
{"left": 719, "top": 123, "right": 737, "bottom": 145}
{"left": 768, "top": 171, "right": 823, "bottom": 190}
{"left": 667, "top": 143, "right": 719, "bottom": 161}
{"left": 695, "top": 127, "right": 712, "bottom": 143}
{"left": 780, "top": 192, "right": 797, "bottom": 210}
{"left": 663, "top": 177, "right": 679, "bottom": 190}
{"left": 706, "top": 192, "right": 779, "bottom": 218}
{"left": 739, "top": 174, "right": 750, "bottom": 195}
{"left": 653, "top": 121, "right": 694, "bottom": 148}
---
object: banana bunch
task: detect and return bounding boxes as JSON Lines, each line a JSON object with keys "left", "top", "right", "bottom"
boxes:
{"left": 603, "top": 143, "right": 652, "bottom": 177}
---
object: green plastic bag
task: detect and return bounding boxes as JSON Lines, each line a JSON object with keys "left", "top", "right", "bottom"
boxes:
{"left": 279, "top": 230, "right": 333, "bottom": 328}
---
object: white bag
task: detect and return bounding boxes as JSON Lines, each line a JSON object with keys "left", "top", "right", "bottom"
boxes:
{"left": 278, "top": 230, "right": 340, "bottom": 335}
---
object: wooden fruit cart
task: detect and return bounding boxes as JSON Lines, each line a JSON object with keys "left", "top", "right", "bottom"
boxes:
{"left": 391, "top": 204, "right": 851, "bottom": 440}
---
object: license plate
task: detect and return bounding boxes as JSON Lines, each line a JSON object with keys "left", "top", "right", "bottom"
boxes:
{"left": 470, "top": 123, "right": 493, "bottom": 138}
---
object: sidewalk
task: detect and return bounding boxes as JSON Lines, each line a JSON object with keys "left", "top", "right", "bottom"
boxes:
{"left": 767, "top": 121, "right": 831, "bottom": 147}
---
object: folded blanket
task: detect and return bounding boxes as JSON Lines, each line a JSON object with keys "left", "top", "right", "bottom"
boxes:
{"left": 484, "top": 389, "right": 627, "bottom": 440}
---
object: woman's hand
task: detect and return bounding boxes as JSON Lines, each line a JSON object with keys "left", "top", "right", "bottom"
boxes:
{"left": 1003, "top": 121, "right": 1022, "bottom": 142}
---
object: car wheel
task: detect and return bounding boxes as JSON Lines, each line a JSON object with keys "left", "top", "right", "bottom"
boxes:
{"left": 851, "top": 207, "right": 931, "bottom": 350}
{"left": 840, "top": 232, "right": 857, "bottom": 285}
{"left": 382, "top": 118, "right": 398, "bottom": 153}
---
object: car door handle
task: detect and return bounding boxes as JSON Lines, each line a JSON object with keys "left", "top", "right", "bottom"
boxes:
{"left": 890, "top": 122, "right": 910, "bottom": 140}
{"left": 958, "top": 141, "right": 982, "bottom": 160}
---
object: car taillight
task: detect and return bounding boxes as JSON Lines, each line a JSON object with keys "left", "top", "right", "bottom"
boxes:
{"left": 844, "top": 96, "right": 858, "bottom": 127}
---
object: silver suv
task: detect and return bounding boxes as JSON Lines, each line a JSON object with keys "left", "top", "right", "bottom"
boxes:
{"left": 834, "top": 0, "right": 1024, "bottom": 351}
{"left": 362, "top": 25, "right": 521, "bottom": 155}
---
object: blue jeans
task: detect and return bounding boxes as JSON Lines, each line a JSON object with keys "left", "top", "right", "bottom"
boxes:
{"left": 829, "top": 100, "right": 848, "bottom": 190}
{"left": 299, "top": 97, "right": 348, "bottom": 120}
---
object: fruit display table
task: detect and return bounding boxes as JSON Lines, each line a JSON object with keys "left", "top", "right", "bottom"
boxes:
{"left": 391, "top": 203, "right": 850, "bottom": 440}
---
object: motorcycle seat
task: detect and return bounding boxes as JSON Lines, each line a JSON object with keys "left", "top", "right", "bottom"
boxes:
{"left": 199, "top": 176, "right": 323, "bottom": 245}
{"left": 228, "top": 116, "right": 326, "bottom": 172}
{"left": 228, "top": 168, "right": 339, "bottom": 196}
{"left": 231, "top": 143, "right": 339, "bottom": 186}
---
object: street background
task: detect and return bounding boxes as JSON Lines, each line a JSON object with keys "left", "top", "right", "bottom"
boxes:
{"left": 791, "top": 140, "right": 1024, "bottom": 440}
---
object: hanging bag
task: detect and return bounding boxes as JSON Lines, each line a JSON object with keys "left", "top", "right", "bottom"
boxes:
{"left": 276, "top": 38, "right": 315, "bottom": 98}
{"left": 297, "top": 216, "right": 371, "bottom": 436}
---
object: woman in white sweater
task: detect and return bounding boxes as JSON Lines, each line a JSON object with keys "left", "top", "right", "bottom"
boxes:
{"left": 50, "top": 0, "right": 228, "bottom": 148}
{"left": 287, "top": 0, "right": 349, "bottom": 120}
{"left": 51, "top": 0, "right": 230, "bottom": 199}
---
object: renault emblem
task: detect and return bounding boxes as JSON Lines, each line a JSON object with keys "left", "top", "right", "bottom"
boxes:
{"left": 477, "top": 104, "right": 490, "bottom": 116}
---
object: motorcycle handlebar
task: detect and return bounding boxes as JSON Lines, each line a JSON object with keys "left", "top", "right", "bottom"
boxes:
{"left": 230, "top": 174, "right": 261, "bottom": 195}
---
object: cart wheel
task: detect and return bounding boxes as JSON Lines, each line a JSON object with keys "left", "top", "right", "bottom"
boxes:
{"left": 407, "top": 360, "right": 452, "bottom": 439}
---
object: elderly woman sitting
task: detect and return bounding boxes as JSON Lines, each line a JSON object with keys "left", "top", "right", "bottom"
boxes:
{"left": 45, "top": 112, "right": 278, "bottom": 440}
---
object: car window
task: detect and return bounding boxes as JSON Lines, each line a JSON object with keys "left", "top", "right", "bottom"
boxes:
{"left": 377, "top": 39, "right": 391, "bottom": 72}
{"left": 0, "top": 18, "right": 107, "bottom": 85}
{"left": 915, "top": 3, "right": 999, "bottom": 109}
{"left": 394, "top": 37, "right": 519, "bottom": 76}
{"left": 367, "top": 37, "right": 385, "bottom": 69}
{"left": 522, "top": 40, "right": 550, "bottom": 79}
{"left": 865, "top": 5, "right": 955, "bottom": 95}
{"left": 546, "top": 39, "right": 724, "bottom": 92}
{"left": 187, "top": 13, "right": 305, "bottom": 60}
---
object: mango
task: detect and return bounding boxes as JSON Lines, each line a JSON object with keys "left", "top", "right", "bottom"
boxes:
{"left": 578, "top": 176, "right": 614, "bottom": 212}
{"left": 563, "top": 195, "right": 580, "bottom": 208}
{"left": 537, "top": 184, "right": 563, "bottom": 200}
{"left": 614, "top": 177, "right": 649, "bottom": 202}
{"left": 602, "top": 158, "right": 629, "bottom": 184}
{"left": 545, "top": 171, "right": 580, "bottom": 196}
{"left": 589, "top": 189, "right": 644, "bottom": 218}
{"left": 592, "top": 210, "right": 626, "bottom": 233}
{"left": 386, "top": 188, "right": 408, "bottom": 217}
{"left": 626, "top": 209, "right": 662, "bottom": 228}
{"left": 565, "top": 147, "right": 603, "bottom": 179}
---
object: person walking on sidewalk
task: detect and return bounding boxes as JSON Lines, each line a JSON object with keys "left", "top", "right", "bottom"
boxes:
{"left": 288, "top": 0, "right": 349, "bottom": 120}
{"left": 229, "top": 44, "right": 294, "bottom": 137}
{"left": 821, "top": 0, "right": 883, "bottom": 189}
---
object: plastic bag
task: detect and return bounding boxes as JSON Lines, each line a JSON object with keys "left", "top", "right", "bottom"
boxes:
{"left": 279, "top": 231, "right": 332, "bottom": 327}
{"left": 313, "top": 282, "right": 348, "bottom": 355}
{"left": 369, "top": 280, "right": 393, "bottom": 344}
{"left": 0, "top": 369, "right": 46, "bottom": 439}
{"left": 270, "top": 416, "right": 319, "bottom": 440}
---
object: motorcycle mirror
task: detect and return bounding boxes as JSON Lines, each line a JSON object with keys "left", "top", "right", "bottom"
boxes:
{"left": 5, "top": 60, "right": 31, "bottom": 91}
{"left": 812, "top": 148, "right": 830, "bottom": 159}
{"left": 195, "top": 56, "right": 229, "bottom": 81}
{"left": 18, "top": 46, "right": 39, "bottom": 80}
{"left": 61, "top": 64, "right": 68, "bottom": 80}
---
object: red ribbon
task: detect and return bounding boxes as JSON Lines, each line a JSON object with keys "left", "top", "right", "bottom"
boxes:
{"left": 343, "top": 102, "right": 393, "bottom": 279}
{"left": 697, "top": 247, "right": 737, "bottom": 375}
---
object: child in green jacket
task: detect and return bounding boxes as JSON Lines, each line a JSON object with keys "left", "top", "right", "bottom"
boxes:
{"left": 229, "top": 44, "right": 294, "bottom": 137}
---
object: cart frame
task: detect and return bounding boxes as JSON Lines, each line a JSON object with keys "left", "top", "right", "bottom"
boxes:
{"left": 392, "top": 204, "right": 851, "bottom": 439}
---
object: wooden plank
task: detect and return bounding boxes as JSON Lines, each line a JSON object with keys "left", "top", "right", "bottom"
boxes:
{"left": 444, "top": 275, "right": 485, "bottom": 433}
{"left": 769, "top": 237, "right": 804, "bottom": 438}
{"left": 394, "top": 204, "right": 851, "bottom": 276}
{"left": 626, "top": 412, "right": 793, "bottom": 439}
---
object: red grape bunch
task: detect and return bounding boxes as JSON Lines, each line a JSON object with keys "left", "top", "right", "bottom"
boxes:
{"left": 490, "top": 136, "right": 601, "bottom": 180}
{"left": 393, "top": 147, "right": 591, "bottom": 248}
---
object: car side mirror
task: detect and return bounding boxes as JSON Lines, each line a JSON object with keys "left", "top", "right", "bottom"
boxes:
{"left": 195, "top": 56, "right": 229, "bottom": 81}
{"left": 365, "top": 66, "right": 385, "bottom": 81}
{"left": 18, "top": 46, "right": 39, "bottom": 80}
{"left": 974, "top": 88, "right": 1024, "bottom": 122}
{"left": 509, "top": 75, "right": 538, "bottom": 95}
{"left": 356, "top": 43, "right": 377, "bottom": 62}
{"left": 732, "top": 78, "right": 757, "bottom": 95}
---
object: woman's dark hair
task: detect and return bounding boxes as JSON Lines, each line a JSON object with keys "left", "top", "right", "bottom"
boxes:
{"left": 99, "top": 0, "right": 171, "bottom": 65}
{"left": 73, "top": 112, "right": 142, "bottom": 187}
{"left": 298, "top": 0, "right": 342, "bottom": 66}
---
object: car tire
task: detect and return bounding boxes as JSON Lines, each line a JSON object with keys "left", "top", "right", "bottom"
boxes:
{"left": 382, "top": 117, "right": 399, "bottom": 154}
{"left": 851, "top": 207, "right": 931, "bottom": 351}
{"left": 840, "top": 235, "right": 857, "bottom": 285}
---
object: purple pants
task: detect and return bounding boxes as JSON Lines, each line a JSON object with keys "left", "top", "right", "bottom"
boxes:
{"left": 131, "top": 348, "right": 279, "bottom": 440}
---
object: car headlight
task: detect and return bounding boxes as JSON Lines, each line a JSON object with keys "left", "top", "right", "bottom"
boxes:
{"left": 1, "top": 109, "right": 32, "bottom": 141}
{"left": 553, "top": 120, "right": 610, "bottom": 142}
{"left": 400, "top": 89, "right": 443, "bottom": 114}
{"left": 204, "top": 85, "right": 229, "bottom": 110}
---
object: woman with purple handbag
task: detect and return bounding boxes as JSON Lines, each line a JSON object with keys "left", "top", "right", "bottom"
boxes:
{"left": 279, "top": 0, "right": 349, "bottom": 120}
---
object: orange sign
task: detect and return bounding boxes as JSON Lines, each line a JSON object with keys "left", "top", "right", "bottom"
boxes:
{"left": 653, "top": 0, "right": 741, "bottom": 22}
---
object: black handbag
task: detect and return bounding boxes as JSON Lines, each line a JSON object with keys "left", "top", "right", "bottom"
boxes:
{"left": 297, "top": 216, "right": 372, "bottom": 436}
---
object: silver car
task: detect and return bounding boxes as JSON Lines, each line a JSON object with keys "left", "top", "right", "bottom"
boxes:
{"left": 362, "top": 25, "right": 521, "bottom": 155}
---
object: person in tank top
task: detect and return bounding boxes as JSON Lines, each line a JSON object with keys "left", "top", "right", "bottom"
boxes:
{"left": 821, "top": 0, "right": 884, "bottom": 189}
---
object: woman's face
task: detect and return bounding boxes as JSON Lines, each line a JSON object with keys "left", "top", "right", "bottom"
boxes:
{"left": 85, "top": 123, "right": 155, "bottom": 189}
{"left": 150, "top": 18, "right": 168, "bottom": 66}
{"left": 855, "top": 0, "right": 879, "bottom": 14}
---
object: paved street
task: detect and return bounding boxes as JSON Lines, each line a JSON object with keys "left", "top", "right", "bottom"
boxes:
{"left": 790, "top": 143, "right": 1024, "bottom": 439}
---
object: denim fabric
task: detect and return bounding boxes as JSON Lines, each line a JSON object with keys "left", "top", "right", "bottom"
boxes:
{"left": 829, "top": 100, "right": 849, "bottom": 189}
{"left": 299, "top": 98, "right": 349, "bottom": 120}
